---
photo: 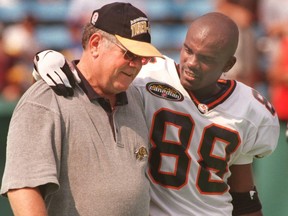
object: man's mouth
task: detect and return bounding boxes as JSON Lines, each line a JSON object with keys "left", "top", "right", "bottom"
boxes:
{"left": 184, "top": 69, "right": 198, "bottom": 79}
{"left": 122, "top": 71, "right": 133, "bottom": 77}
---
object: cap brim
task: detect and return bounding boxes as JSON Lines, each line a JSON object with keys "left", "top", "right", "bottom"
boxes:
{"left": 115, "top": 35, "right": 163, "bottom": 58}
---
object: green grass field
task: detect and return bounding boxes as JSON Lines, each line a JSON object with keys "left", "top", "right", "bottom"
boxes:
{"left": 255, "top": 120, "right": 288, "bottom": 216}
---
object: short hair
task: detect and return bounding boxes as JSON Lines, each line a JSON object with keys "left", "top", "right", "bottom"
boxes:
{"left": 81, "top": 23, "right": 118, "bottom": 49}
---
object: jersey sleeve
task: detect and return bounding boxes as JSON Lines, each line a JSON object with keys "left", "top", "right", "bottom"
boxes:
{"left": 233, "top": 93, "right": 280, "bottom": 164}
{"left": 235, "top": 124, "right": 279, "bottom": 165}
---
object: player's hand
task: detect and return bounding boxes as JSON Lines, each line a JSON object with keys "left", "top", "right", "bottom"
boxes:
{"left": 32, "top": 50, "right": 81, "bottom": 97}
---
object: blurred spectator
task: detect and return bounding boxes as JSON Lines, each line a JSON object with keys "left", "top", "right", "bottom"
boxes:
{"left": 60, "top": 19, "right": 83, "bottom": 61}
{"left": 216, "top": 0, "right": 260, "bottom": 87}
{"left": 1, "top": 62, "right": 32, "bottom": 101}
{"left": 0, "top": 23, "right": 14, "bottom": 93}
{"left": 265, "top": 35, "right": 288, "bottom": 121}
{"left": 2, "top": 14, "right": 40, "bottom": 59}
{"left": 258, "top": 0, "right": 288, "bottom": 121}
{"left": 0, "top": 14, "right": 40, "bottom": 101}
{"left": 0, "top": 0, "right": 19, "bottom": 6}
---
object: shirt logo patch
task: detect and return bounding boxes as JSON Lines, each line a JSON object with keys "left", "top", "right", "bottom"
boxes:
{"left": 135, "top": 146, "right": 148, "bottom": 161}
{"left": 198, "top": 103, "right": 209, "bottom": 114}
{"left": 146, "top": 82, "right": 184, "bottom": 101}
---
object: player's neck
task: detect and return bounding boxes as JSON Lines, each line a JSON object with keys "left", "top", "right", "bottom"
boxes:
{"left": 189, "top": 82, "right": 228, "bottom": 104}
{"left": 192, "top": 83, "right": 221, "bottom": 100}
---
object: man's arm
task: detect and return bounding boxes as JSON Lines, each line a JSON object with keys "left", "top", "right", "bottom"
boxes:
{"left": 228, "top": 164, "right": 263, "bottom": 216}
{"left": 7, "top": 187, "right": 48, "bottom": 216}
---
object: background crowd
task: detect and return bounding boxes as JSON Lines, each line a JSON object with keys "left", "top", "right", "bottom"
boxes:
{"left": 0, "top": 0, "right": 284, "bottom": 103}
{"left": 0, "top": 0, "right": 287, "bottom": 215}
{"left": 0, "top": 0, "right": 288, "bottom": 123}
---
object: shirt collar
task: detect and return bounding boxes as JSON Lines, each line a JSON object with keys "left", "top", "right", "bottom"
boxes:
{"left": 72, "top": 60, "right": 128, "bottom": 105}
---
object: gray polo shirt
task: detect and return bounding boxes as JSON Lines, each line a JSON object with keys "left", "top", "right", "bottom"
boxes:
{"left": 1, "top": 77, "right": 150, "bottom": 215}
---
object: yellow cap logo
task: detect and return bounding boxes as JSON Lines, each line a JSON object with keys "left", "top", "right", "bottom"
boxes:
{"left": 130, "top": 17, "right": 150, "bottom": 37}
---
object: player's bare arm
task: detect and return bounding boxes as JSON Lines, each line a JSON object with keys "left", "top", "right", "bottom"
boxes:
{"left": 228, "top": 164, "right": 263, "bottom": 216}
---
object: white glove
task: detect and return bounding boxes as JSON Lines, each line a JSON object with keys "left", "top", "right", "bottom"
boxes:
{"left": 33, "top": 50, "right": 81, "bottom": 97}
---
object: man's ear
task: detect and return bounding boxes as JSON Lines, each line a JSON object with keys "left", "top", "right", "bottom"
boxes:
{"left": 89, "top": 33, "right": 102, "bottom": 56}
{"left": 223, "top": 56, "right": 236, "bottom": 72}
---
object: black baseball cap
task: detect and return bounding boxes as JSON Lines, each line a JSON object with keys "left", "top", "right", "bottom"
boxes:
{"left": 90, "top": 2, "right": 162, "bottom": 58}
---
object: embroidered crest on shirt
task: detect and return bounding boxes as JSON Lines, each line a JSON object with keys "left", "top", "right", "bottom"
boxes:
{"left": 135, "top": 146, "right": 148, "bottom": 161}
{"left": 198, "top": 103, "right": 209, "bottom": 114}
{"left": 146, "top": 82, "right": 184, "bottom": 101}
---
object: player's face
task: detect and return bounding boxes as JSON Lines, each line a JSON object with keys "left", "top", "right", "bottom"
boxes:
{"left": 179, "top": 26, "right": 235, "bottom": 96}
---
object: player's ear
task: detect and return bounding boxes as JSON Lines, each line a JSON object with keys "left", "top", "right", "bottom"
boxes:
{"left": 223, "top": 56, "right": 236, "bottom": 72}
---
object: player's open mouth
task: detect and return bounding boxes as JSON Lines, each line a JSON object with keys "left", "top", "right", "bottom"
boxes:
{"left": 184, "top": 70, "right": 198, "bottom": 79}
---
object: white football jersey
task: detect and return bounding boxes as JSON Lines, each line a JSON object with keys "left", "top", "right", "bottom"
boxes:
{"left": 133, "top": 56, "right": 280, "bottom": 216}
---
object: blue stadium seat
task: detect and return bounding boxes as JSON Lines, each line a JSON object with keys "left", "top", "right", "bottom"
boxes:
{"left": 0, "top": 1, "right": 69, "bottom": 23}
{"left": 35, "top": 25, "right": 72, "bottom": 50}
{"left": 146, "top": 0, "right": 215, "bottom": 21}
{"left": 181, "top": 0, "right": 215, "bottom": 20}
{"left": 26, "top": 2, "right": 69, "bottom": 22}
{"left": 151, "top": 24, "right": 188, "bottom": 49}
{"left": 0, "top": 4, "right": 26, "bottom": 22}
{"left": 145, "top": 0, "right": 173, "bottom": 20}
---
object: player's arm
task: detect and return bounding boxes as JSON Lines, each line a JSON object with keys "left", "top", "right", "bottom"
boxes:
{"left": 7, "top": 187, "right": 47, "bottom": 216}
{"left": 33, "top": 50, "right": 80, "bottom": 97}
{"left": 228, "top": 164, "right": 263, "bottom": 216}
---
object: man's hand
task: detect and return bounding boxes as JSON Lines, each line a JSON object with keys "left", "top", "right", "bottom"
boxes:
{"left": 32, "top": 50, "right": 80, "bottom": 97}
